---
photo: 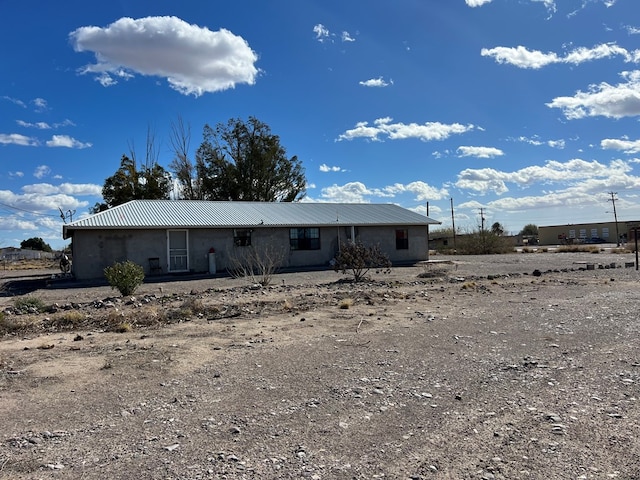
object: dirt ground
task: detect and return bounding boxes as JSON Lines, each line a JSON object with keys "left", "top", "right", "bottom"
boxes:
{"left": 1, "top": 252, "right": 639, "bottom": 479}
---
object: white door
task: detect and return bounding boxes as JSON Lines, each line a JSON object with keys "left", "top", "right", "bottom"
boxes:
{"left": 168, "top": 230, "right": 189, "bottom": 272}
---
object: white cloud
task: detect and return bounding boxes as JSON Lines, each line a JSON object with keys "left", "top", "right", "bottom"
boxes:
{"left": 32, "top": 98, "right": 48, "bottom": 112}
{"left": 341, "top": 31, "right": 355, "bottom": 42}
{"left": 627, "top": 25, "right": 640, "bottom": 35}
{"left": 601, "top": 137, "right": 640, "bottom": 154}
{"left": 465, "top": 0, "right": 492, "bottom": 6}
{"left": 0, "top": 189, "right": 89, "bottom": 214}
{"left": 9, "top": 171, "right": 24, "bottom": 178}
{"left": 17, "top": 120, "right": 51, "bottom": 129}
{"left": 2, "top": 96, "right": 26, "bottom": 108}
{"left": 337, "top": 117, "right": 475, "bottom": 142}
{"left": 70, "top": 16, "right": 259, "bottom": 97}
{"left": 319, "top": 164, "right": 344, "bottom": 172}
{"left": 22, "top": 183, "right": 102, "bottom": 196}
{"left": 33, "top": 165, "right": 51, "bottom": 179}
{"left": 45, "top": 135, "right": 92, "bottom": 149}
{"left": 513, "top": 135, "right": 565, "bottom": 148}
{"left": 481, "top": 43, "right": 638, "bottom": 69}
{"left": 313, "top": 24, "right": 331, "bottom": 42}
{"left": 359, "top": 77, "right": 393, "bottom": 88}
{"left": 457, "top": 146, "right": 504, "bottom": 158}
{"left": 455, "top": 158, "right": 632, "bottom": 195}
{"left": 383, "top": 181, "right": 449, "bottom": 201}
{"left": 547, "top": 70, "right": 640, "bottom": 119}
{"left": 319, "top": 182, "right": 383, "bottom": 203}
{"left": 0, "top": 133, "right": 39, "bottom": 146}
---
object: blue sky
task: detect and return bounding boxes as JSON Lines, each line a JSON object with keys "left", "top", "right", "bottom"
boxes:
{"left": 2, "top": 0, "right": 640, "bottom": 249}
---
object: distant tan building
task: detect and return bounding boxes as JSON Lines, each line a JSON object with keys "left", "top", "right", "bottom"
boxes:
{"left": 538, "top": 221, "right": 636, "bottom": 245}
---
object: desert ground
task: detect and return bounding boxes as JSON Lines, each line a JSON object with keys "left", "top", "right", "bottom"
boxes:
{"left": 1, "top": 251, "right": 639, "bottom": 479}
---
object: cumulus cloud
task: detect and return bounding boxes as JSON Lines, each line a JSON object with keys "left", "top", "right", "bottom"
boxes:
{"left": 9, "top": 171, "right": 24, "bottom": 178}
{"left": 546, "top": 70, "right": 640, "bottom": 119}
{"left": 382, "top": 181, "right": 449, "bottom": 201}
{"left": 359, "top": 77, "right": 393, "bottom": 88}
{"left": 337, "top": 117, "right": 475, "bottom": 142}
{"left": 45, "top": 135, "right": 92, "bottom": 149}
{"left": 70, "top": 16, "right": 259, "bottom": 96}
{"left": 455, "top": 158, "right": 632, "bottom": 195}
{"left": 0, "top": 133, "right": 39, "bottom": 146}
{"left": 601, "top": 137, "right": 640, "bottom": 153}
{"left": 457, "top": 146, "right": 504, "bottom": 158}
{"left": 22, "top": 183, "right": 102, "bottom": 196}
{"left": 481, "top": 43, "right": 639, "bottom": 69}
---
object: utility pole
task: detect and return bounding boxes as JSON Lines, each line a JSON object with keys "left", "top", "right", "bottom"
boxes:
{"left": 426, "top": 201, "right": 430, "bottom": 255}
{"left": 479, "top": 208, "right": 486, "bottom": 232}
{"left": 608, "top": 192, "right": 620, "bottom": 246}
{"left": 450, "top": 198, "right": 457, "bottom": 251}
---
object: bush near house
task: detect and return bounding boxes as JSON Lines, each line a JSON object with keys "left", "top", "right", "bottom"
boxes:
{"left": 332, "top": 242, "right": 392, "bottom": 282}
{"left": 104, "top": 260, "right": 145, "bottom": 296}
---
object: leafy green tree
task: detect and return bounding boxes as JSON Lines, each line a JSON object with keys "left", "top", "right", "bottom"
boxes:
{"left": 519, "top": 224, "right": 539, "bottom": 236}
{"left": 193, "top": 117, "right": 306, "bottom": 202}
{"left": 20, "top": 237, "right": 52, "bottom": 252}
{"left": 491, "top": 222, "right": 505, "bottom": 236}
{"left": 101, "top": 154, "right": 172, "bottom": 209}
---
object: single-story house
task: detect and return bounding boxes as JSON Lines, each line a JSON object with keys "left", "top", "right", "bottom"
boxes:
{"left": 62, "top": 200, "right": 440, "bottom": 280}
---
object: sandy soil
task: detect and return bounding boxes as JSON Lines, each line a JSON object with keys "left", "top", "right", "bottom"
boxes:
{"left": 1, "top": 252, "right": 639, "bottom": 479}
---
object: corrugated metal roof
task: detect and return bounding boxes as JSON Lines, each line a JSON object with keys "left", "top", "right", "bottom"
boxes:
{"left": 63, "top": 200, "right": 440, "bottom": 236}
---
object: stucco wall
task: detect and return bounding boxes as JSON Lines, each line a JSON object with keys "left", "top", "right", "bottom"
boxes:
{"left": 70, "top": 224, "right": 429, "bottom": 280}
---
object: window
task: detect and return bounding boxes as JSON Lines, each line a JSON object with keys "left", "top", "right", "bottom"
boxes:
{"left": 602, "top": 227, "right": 609, "bottom": 238}
{"left": 233, "top": 229, "right": 252, "bottom": 246}
{"left": 396, "top": 229, "right": 409, "bottom": 249}
{"left": 290, "top": 228, "right": 320, "bottom": 250}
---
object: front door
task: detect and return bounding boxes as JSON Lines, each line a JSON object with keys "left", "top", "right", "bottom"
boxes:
{"left": 167, "top": 230, "right": 189, "bottom": 272}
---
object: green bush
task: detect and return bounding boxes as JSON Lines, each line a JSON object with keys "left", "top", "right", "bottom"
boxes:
{"left": 104, "top": 260, "right": 145, "bottom": 296}
{"left": 14, "top": 296, "right": 46, "bottom": 313}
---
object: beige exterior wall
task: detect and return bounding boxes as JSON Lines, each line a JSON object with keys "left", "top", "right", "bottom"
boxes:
{"left": 538, "top": 221, "right": 625, "bottom": 245}
{"left": 70, "top": 225, "right": 429, "bottom": 280}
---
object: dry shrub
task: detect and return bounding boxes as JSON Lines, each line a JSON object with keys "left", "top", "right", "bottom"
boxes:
{"left": 283, "top": 299, "right": 293, "bottom": 311}
{"left": 180, "top": 297, "right": 206, "bottom": 316}
{"left": 14, "top": 296, "right": 46, "bottom": 314}
{"left": 461, "top": 281, "right": 476, "bottom": 290}
{"left": 339, "top": 298, "right": 354, "bottom": 309}
{"left": 104, "top": 310, "right": 132, "bottom": 332}
{"left": 228, "top": 244, "right": 285, "bottom": 286}
{"left": 135, "top": 305, "right": 166, "bottom": 327}
{"left": 51, "top": 310, "right": 86, "bottom": 330}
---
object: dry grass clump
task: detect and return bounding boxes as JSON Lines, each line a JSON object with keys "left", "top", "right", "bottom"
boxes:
{"left": 134, "top": 305, "right": 166, "bottom": 327}
{"left": 283, "top": 298, "right": 294, "bottom": 311}
{"left": 104, "top": 310, "right": 132, "bottom": 333}
{"left": 461, "top": 281, "right": 477, "bottom": 290}
{"left": 339, "top": 298, "right": 354, "bottom": 309}
{"left": 51, "top": 310, "right": 86, "bottom": 330}
{"left": 180, "top": 297, "right": 206, "bottom": 316}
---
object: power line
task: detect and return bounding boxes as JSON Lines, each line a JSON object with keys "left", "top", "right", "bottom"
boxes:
{"left": 0, "top": 200, "right": 60, "bottom": 218}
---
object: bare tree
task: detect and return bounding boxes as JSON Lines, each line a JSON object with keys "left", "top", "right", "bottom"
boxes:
{"left": 227, "top": 244, "right": 285, "bottom": 286}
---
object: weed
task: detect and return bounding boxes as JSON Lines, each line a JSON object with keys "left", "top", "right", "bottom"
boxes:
{"left": 180, "top": 297, "right": 206, "bottom": 316}
{"left": 461, "top": 282, "right": 476, "bottom": 290}
{"left": 283, "top": 299, "right": 293, "bottom": 311}
{"left": 14, "top": 296, "right": 46, "bottom": 313}
{"left": 339, "top": 298, "right": 354, "bottom": 309}
{"left": 52, "top": 310, "right": 86, "bottom": 329}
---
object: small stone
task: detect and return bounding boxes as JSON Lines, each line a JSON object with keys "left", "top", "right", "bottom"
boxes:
{"left": 164, "top": 443, "right": 180, "bottom": 451}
